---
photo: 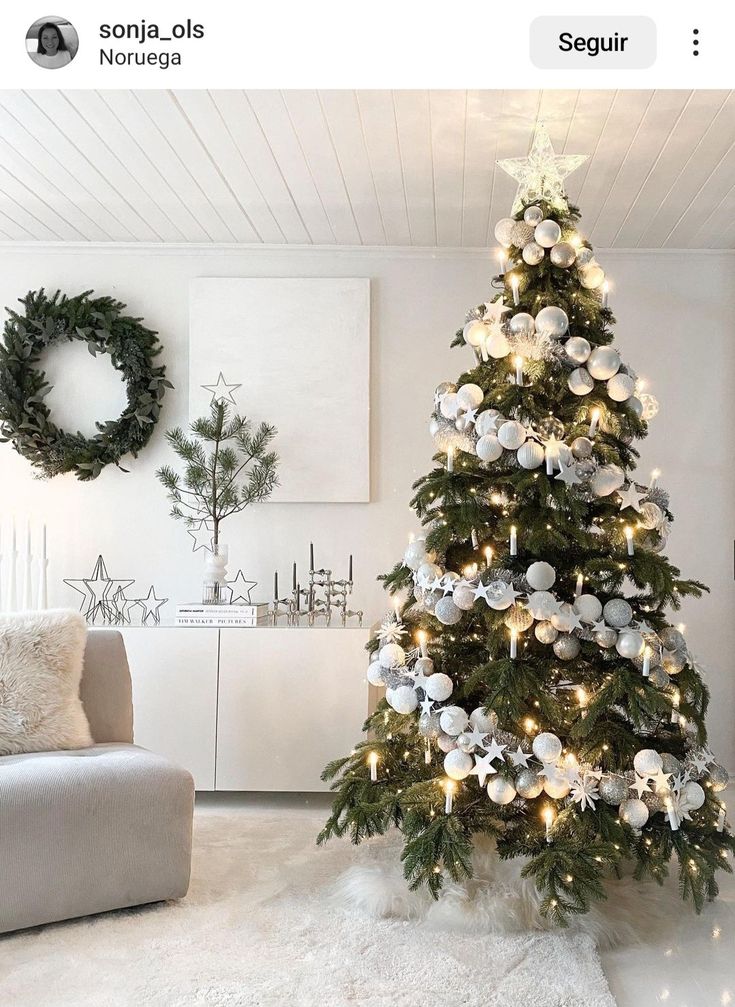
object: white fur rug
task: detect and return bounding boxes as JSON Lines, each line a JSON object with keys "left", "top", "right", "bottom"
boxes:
{"left": 0, "top": 801, "right": 622, "bottom": 1006}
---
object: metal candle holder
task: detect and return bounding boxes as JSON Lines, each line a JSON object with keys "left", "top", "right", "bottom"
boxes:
{"left": 272, "top": 545, "right": 363, "bottom": 627}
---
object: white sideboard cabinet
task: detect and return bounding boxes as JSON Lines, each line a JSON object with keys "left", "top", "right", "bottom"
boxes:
{"left": 110, "top": 626, "right": 370, "bottom": 792}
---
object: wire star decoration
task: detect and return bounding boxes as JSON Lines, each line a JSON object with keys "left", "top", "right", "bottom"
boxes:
{"left": 226, "top": 569, "right": 258, "bottom": 605}
{"left": 201, "top": 372, "right": 242, "bottom": 406}
{"left": 497, "top": 122, "right": 588, "bottom": 215}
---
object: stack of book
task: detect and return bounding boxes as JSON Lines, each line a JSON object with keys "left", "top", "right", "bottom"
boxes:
{"left": 175, "top": 603, "right": 270, "bottom": 627}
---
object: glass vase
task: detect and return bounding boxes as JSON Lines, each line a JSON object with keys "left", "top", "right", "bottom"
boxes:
{"left": 202, "top": 542, "right": 229, "bottom": 605}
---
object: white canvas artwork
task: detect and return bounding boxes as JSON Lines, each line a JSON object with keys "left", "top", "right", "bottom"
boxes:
{"left": 189, "top": 278, "right": 370, "bottom": 503}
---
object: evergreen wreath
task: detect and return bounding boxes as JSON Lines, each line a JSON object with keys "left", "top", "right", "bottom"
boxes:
{"left": 0, "top": 288, "right": 171, "bottom": 480}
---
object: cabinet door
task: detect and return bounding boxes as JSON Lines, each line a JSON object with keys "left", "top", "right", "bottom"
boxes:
{"left": 216, "top": 628, "right": 370, "bottom": 791}
{"left": 120, "top": 628, "right": 219, "bottom": 791}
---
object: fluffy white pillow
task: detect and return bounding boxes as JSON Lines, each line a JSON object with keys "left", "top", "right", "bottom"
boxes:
{"left": 0, "top": 610, "right": 93, "bottom": 756}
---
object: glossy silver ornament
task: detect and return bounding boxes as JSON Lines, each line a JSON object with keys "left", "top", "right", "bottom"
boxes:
{"left": 418, "top": 712, "right": 442, "bottom": 738}
{"left": 456, "top": 732, "right": 476, "bottom": 754}
{"left": 616, "top": 630, "right": 644, "bottom": 659}
{"left": 568, "top": 367, "right": 594, "bottom": 396}
{"left": 660, "top": 753, "right": 681, "bottom": 776}
{"left": 535, "top": 305, "right": 569, "bottom": 338}
{"left": 487, "top": 776, "right": 517, "bottom": 804}
{"left": 571, "top": 436, "right": 593, "bottom": 459}
{"left": 553, "top": 634, "right": 581, "bottom": 660}
{"left": 508, "top": 312, "right": 536, "bottom": 337}
{"left": 565, "top": 336, "right": 591, "bottom": 364}
{"left": 550, "top": 241, "right": 576, "bottom": 268}
{"left": 639, "top": 502, "right": 663, "bottom": 530}
{"left": 587, "top": 346, "right": 621, "bottom": 380}
{"left": 575, "top": 247, "right": 594, "bottom": 267}
{"left": 523, "top": 205, "right": 544, "bottom": 226}
{"left": 534, "top": 218, "right": 562, "bottom": 248}
{"left": 599, "top": 774, "right": 629, "bottom": 805}
{"left": 628, "top": 396, "right": 644, "bottom": 418}
{"left": 603, "top": 598, "right": 633, "bottom": 628}
{"left": 535, "top": 620, "right": 559, "bottom": 644}
{"left": 515, "top": 768, "right": 543, "bottom": 798}
{"left": 522, "top": 241, "right": 545, "bottom": 265}
{"left": 414, "top": 657, "right": 434, "bottom": 676}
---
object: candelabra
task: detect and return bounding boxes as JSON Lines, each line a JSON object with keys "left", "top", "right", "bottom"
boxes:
{"left": 272, "top": 544, "right": 363, "bottom": 627}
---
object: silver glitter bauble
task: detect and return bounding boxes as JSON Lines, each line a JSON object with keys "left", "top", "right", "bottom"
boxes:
{"left": 573, "top": 594, "right": 603, "bottom": 623}
{"left": 648, "top": 666, "right": 670, "bottom": 689}
{"left": 619, "top": 798, "right": 649, "bottom": 829}
{"left": 581, "top": 265, "right": 605, "bottom": 290}
{"left": 553, "top": 634, "right": 581, "bottom": 660}
{"left": 476, "top": 434, "right": 503, "bottom": 463}
{"left": 607, "top": 373, "right": 636, "bottom": 402}
{"left": 535, "top": 621, "right": 559, "bottom": 644}
{"left": 494, "top": 218, "right": 516, "bottom": 246}
{"left": 437, "top": 732, "right": 457, "bottom": 753}
{"left": 599, "top": 774, "right": 629, "bottom": 805}
{"left": 508, "top": 312, "right": 536, "bottom": 337}
{"left": 639, "top": 502, "right": 663, "bottom": 530}
{"left": 576, "top": 247, "right": 594, "bottom": 267}
{"left": 568, "top": 367, "right": 594, "bottom": 396}
{"left": 515, "top": 768, "right": 543, "bottom": 799}
{"left": 603, "top": 598, "right": 633, "bottom": 628}
{"left": 659, "top": 627, "right": 686, "bottom": 651}
{"left": 534, "top": 219, "right": 562, "bottom": 248}
{"left": 532, "top": 732, "right": 562, "bottom": 763}
{"left": 662, "top": 649, "right": 686, "bottom": 675}
{"left": 418, "top": 712, "right": 442, "bottom": 738}
{"left": 487, "top": 776, "right": 517, "bottom": 804}
{"left": 510, "top": 220, "right": 536, "bottom": 248}
{"left": 594, "top": 628, "right": 618, "bottom": 648}
{"left": 453, "top": 584, "right": 478, "bottom": 611}
{"left": 434, "top": 597, "right": 462, "bottom": 626}
{"left": 587, "top": 346, "right": 621, "bottom": 380}
{"left": 537, "top": 416, "right": 565, "bottom": 441}
{"left": 517, "top": 441, "right": 545, "bottom": 469}
{"left": 616, "top": 630, "right": 644, "bottom": 659}
{"left": 422, "top": 590, "right": 440, "bottom": 613}
{"left": 640, "top": 789, "right": 664, "bottom": 815}
{"left": 535, "top": 305, "right": 569, "bottom": 338}
{"left": 708, "top": 764, "right": 729, "bottom": 792}
{"left": 523, "top": 205, "right": 544, "bottom": 226}
{"left": 550, "top": 241, "right": 576, "bottom": 268}
{"left": 504, "top": 604, "right": 534, "bottom": 632}
{"left": 565, "top": 337, "right": 592, "bottom": 364}
{"left": 522, "top": 241, "right": 545, "bottom": 265}
{"left": 660, "top": 753, "right": 681, "bottom": 776}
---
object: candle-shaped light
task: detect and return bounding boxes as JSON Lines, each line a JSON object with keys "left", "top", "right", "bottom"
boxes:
{"left": 514, "top": 355, "right": 523, "bottom": 386}
{"left": 22, "top": 521, "right": 32, "bottom": 610}
{"left": 624, "top": 525, "right": 635, "bottom": 556}
{"left": 543, "top": 806, "right": 555, "bottom": 844}
{"left": 296, "top": 582, "right": 301, "bottom": 611}
{"left": 484, "top": 545, "right": 493, "bottom": 569}
{"left": 671, "top": 690, "right": 680, "bottom": 724}
{"left": 425, "top": 738, "right": 432, "bottom": 765}
{"left": 292, "top": 562, "right": 297, "bottom": 591}
{"left": 39, "top": 523, "right": 48, "bottom": 610}
{"left": 588, "top": 407, "right": 601, "bottom": 438}
{"left": 274, "top": 571, "right": 279, "bottom": 600}
{"left": 510, "top": 273, "right": 520, "bottom": 306}
{"left": 576, "top": 686, "right": 588, "bottom": 719}
{"left": 496, "top": 248, "right": 508, "bottom": 274}
{"left": 545, "top": 443, "right": 555, "bottom": 476}
{"left": 417, "top": 629, "right": 429, "bottom": 658}
{"left": 642, "top": 645, "right": 651, "bottom": 677}
{"left": 510, "top": 628, "right": 518, "bottom": 659}
{"left": 368, "top": 751, "right": 379, "bottom": 782}
{"left": 349, "top": 554, "right": 353, "bottom": 582}
{"left": 444, "top": 779, "right": 456, "bottom": 814}
{"left": 446, "top": 446, "right": 454, "bottom": 473}
{"left": 509, "top": 525, "right": 517, "bottom": 556}
{"left": 649, "top": 468, "right": 661, "bottom": 491}
{"left": 471, "top": 528, "right": 479, "bottom": 549}
{"left": 665, "top": 797, "right": 679, "bottom": 831}
{"left": 602, "top": 280, "right": 610, "bottom": 310}
{"left": 575, "top": 572, "right": 584, "bottom": 597}
{"left": 717, "top": 803, "right": 726, "bottom": 833}
{"left": 309, "top": 542, "right": 315, "bottom": 571}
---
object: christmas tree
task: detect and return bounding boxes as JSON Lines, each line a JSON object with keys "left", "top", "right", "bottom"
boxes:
{"left": 319, "top": 124, "right": 734, "bottom": 924}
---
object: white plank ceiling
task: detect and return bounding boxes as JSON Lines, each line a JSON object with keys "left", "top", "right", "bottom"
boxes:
{"left": 0, "top": 89, "right": 732, "bottom": 248}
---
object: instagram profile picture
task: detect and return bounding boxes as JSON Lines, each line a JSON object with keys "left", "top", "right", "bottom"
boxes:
{"left": 26, "top": 16, "right": 79, "bottom": 69}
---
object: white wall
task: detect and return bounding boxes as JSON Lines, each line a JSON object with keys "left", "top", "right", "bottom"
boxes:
{"left": 0, "top": 244, "right": 733, "bottom": 767}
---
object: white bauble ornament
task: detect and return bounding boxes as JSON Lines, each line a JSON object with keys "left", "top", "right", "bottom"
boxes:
{"left": 487, "top": 581, "right": 516, "bottom": 610}
{"left": 683, "top": 781, "right": 705, "bottom": 811}
{"left": 532, "top": 732, "right": 562, "bottom": 763}
{"left": 535, "top": 305, "right": 569, "bottom": 338}
{"left": 550, "top": 242, "right": 576, "bottom": 268}
{"left": 457, "top": 383, "right": 484, "bottom": 410}
{"left": 417, "top": 561, "right": 442, "bottom": 586}
{"left": 390, "top": 685, "right": 419, "bottom": 714}
{"left": 633, "top": 749, "right": 663, "bottom": 777}
{"left": 587, "top": 346, "right": 621, "bottom": 380}
{"left": 440, "top": 392, "right": 460, "bottom": 418}
{"left": 603, "top": 598, "right": 633, "bottom": 628}
{"left": 515, "top": 768, "right": 544, "bottom": 798}
{"left": 429, "top": 416, "right": 441, "bottom": 438}
{"left": 497, "top": 420, "right": 527, "bottom": 451}
{"left": 565, "top": 336, "right": 591, "bottom": 364}
{"left": 470, "top": 707, "right": 497, "bottom": 734}
{"left": 551, "top": 602, "right": 575, "bottom": 633}
{"left": 494, "top": 218, "right": 516, "bottom": 246}
{"left": 367, "top": 660, "right": 387, "bottom": 686}
{"left": 580, "top": 265, "right": 605, "bottom": 289}
{"left": 487, "top": 777, "right": 517, "bottom": 805}
{"left": 475, "top": 409, "right": 504, "bottom": 436}
{"left": 543, "top": 770, "right": 571, "bottom": 799}
{"left": 535, "top": 621, "right": 558, "bottom": 644}
{"left": 517, "top": 441, "right": 545, "bottom": 469}
{"left": 553, "top": 635, "right": 581, "bottom": 660}
{"left": 435, "top": 597, "right": 462, "bottom": 626}
{"left": 619, "top": 798, "right": 649, "bottom": 829}
{"left": 568, "top": 368, "right": 595, "bottom": 396}
{"left": 526, "top": 560, "right": 556, "bottom": 591}
{"left": 444, "top": 748, "right": 474, "bottom": 780}
{"left": 440, "top": 706, "right": 469, "bottom": 737}
{"left": 437, "top": 733, "right": 457, "bottom": 753}
{"left": 523, "top": 205, "right": 544, "bottom": 226}
{"left": 571, "top": 435, "right": 593, "bottom": 458}
{"left": 425, "top": 673, "right": 453, "bottom": 702}
{"left": 607, "top": 373, "right": 635, "bottom": 402}
{"left": 591, "top": 464, "right": 625, "bottom": 497}
{"left": 453, "top": 583, "right": 477, "bottom": 611}
{"left": 486, "top": 330, "right": 511, "bottom": 358}
{"left": 616, "top": 630, "right": 644, "bottom": 659}
{"left": 527, "top": 591, "right": 557, "bottom": 621}
{"left": 522, "top": 242, "right": 545, "bottom": 265}
{"left": 535, "top": 219, "right": 562, "bottom": 248}
{"left": 573, "top": 594, "right": 603, "bottom": 623}
{"left": 476, "top": 434, "right": 503, "bottom": 463}
{"left": 404, "top": 538, "right": 431, "bottom": 570}
{"left": 379, "top": 643, "right": 406, "bottom": 669}
{"left": 463, "top": 320, "right": 489, "bottom": 347}
{"left": 509, "top": 312, "right": 536, "bottom": 337}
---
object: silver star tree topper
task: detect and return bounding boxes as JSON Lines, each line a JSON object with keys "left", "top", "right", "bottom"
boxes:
{"left": 497, "top": 122, "right": 588, "bottom": 215}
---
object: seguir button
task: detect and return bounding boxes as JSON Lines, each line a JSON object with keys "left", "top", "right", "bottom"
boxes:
{"left": 530, "top": 16, "right": 656, "bottom": 69}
